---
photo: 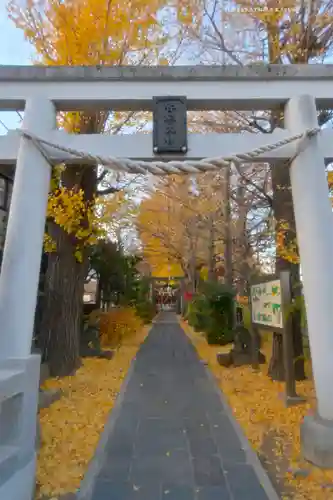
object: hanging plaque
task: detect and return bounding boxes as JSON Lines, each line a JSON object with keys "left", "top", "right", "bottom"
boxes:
{"left": 153, "top": 96, "right": 187, "bottom": 154}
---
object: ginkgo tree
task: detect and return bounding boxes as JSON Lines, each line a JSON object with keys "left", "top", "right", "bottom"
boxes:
{"left": 243, "top": 0, "right": 333, "bottom": 381}
{"left": 277, "top": 170, "right": 333, "bottom": 265}
{"left": 173, "top": 0, "right": 333, "bottom": 381}
{"left": 44, "top": 164, "right": 126, "bottom": 261}
{"left": 7, "top": 0, "right": 170, "bottom": 376}
{"left": 137, "top": 173, "right": 234, "bottom": 289}
{"left": 45, "top": 178, "right": 126, "bottom": 261}
{"left": 138, "top": 177, "right": 194, "bottom": 277}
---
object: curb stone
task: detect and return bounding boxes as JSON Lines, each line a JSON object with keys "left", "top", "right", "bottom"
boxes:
{"left": 204, "top": 366, "right": 281, "bottom": 500}
{"left": 76, "top": 324, "right": 154, "bottom": 500}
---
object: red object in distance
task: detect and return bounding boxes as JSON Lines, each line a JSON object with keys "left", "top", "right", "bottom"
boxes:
{"left": 184, "top": 291, "right": 193, "bottom": 301}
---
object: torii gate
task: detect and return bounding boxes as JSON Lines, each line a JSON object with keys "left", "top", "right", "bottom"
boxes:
{"left": 1, "top": 65, "right": 333, "bottom": 498}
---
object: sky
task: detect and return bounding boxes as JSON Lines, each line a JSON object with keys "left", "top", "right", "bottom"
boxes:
{"left": 0, "top": 0, "right": 33, "bottom": 133}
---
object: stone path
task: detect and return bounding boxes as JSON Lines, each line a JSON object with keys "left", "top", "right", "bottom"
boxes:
{"left": 86, "top": 313, "right": 277, "bottom": 500}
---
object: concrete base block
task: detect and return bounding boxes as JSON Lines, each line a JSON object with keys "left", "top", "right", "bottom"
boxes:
{"left": 38, "top": 388, "right": 62, "bottom": 410}
{"left": 301, "top": 414, "right": 333, "bottom": 468}
{"left": 0, "top": 354, "right": 41, "bottom": 499}
{"left": 0, "top": 455, "right": 36, "bottom": 500}
{"left": 39, "top": 363, "right": 50, "bottom": 386}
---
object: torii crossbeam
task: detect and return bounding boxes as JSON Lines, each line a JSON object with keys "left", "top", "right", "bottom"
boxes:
{"left": 0, "top": 66, "right": 333, "bottom": 499}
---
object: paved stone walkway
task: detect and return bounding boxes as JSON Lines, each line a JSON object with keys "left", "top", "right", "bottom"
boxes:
{"left": 88, "top": 313, "right": 276, "bottom": 500}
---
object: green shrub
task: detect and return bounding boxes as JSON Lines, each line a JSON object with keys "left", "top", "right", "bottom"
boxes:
{"left": 186, "top": 300, "right": 197, "bottom": 327}
{"left": 187, "top": 295, "right": 210, "bottom": 331}
{"left": 132, "top": 277, "right": 156, "bottom": 324}
{"left": 202, "top": 282, "right": 234, "bottom": 326}
{"left": 135, "top": 301, "right": 156, "bottom": 324}
{"left": 205, "top": 327, "right": 234, "bottom": 345}
{"left": 187, "top": 281, "right": 236, "bottom": 345}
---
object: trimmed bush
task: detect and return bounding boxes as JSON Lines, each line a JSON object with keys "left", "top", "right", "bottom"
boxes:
{"left": 187, "top": 281, "right": 236, "bottom": 346}
{"left": 135, "top": 301, "right": 156, "bottom": 324}
{"left": 133, "top": 277, "right": 156, "bottom": 324}
{"left": 187, "top": 295, "right": 210, "bottom": 331}
{"left": 205, "top": 325, "right": 234, "bottom": 345}
{"left": 100, "top": 307, "right": 143, "bottom": 347}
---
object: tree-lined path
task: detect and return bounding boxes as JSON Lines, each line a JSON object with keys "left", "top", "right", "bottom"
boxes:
{"left": 83, "top": 313, "right": 277, "bottom": 500}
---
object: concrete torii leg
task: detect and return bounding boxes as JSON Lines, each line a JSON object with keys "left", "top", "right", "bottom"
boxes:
{"left": 0, "top": 98, "right": 56, "bottom": 499}
{"left": 285, "top": 94, "right": 333, "bottom": 467}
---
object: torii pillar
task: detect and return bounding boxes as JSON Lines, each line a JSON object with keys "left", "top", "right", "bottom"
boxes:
{"left": 285, "top": 94, "right": 333, "bottom": 467}
{"left": 0, "top": 98, "right": 55, "bottom": 499}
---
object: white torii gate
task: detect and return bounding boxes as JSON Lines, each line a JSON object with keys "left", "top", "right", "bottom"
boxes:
{"left": 1, "top": 65, "right": 333, "bottom": 498}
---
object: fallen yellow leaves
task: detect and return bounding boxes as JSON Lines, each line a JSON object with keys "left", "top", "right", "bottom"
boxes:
{"left": 36, "top": 324, "right": 150, "bottom": 499}
{"left": 100, "top": 307, "right": 144, "bottom": 347}
{"left": 181, "top": 319, "right": 333, "bottom": 500}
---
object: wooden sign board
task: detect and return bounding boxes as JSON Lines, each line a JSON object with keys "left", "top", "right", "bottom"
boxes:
{"left": 250, "top": 278, "right": 283, "bottom": 331}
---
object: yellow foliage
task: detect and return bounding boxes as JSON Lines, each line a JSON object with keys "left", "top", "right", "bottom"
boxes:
{"left": 43, "top": 233, "right": 57, "bottom": 253}
{"left": 37, "top": 324, "right": 150, "bottom": 498}
{"left": 46, "top": 188, "right": 102, "bottom": 260}
{"left": 151, "top": 262, "right": 184, "bottom": 278}
{"left": 176, "top": 0, "right": 332, "bottom": 69}
{"left": 276, "top": 220, "right": 300, "bottom": 265}
{"left": 100, "top": 307, "right": 143, "bottom": 348}
{"left": 199, "top": 266, "right": 208, "bottom": 281}
{"left": 137, "top": 175, "right": 225, "bottom": 274}
{"left": 8, "top": 0, "right": 167, "bottom": 260}
{"left": 87, "top": 308, "right": 102, "bottom": 326}
{"left": 277, "top": 231, "right": 300, "bottom": 265}
{"left": 276, "top": 167, "right": 333, "bottom": 265}
{"left": 328, "top": 171, "right": 333, "bottom": 191}
{"left": 137, "top": 179, "right": 188, "bottom": 270}
{"left": 233, "top": 0, "right": 333, "bottom": 62}
{"left": 182, "top": 320, "right": 333, "bottom": 500}
{"left": 8, "top": 0, "right": 166, "bottom": 67}
{"left": 45, "top": 186, "right": 126, "bottom": 261}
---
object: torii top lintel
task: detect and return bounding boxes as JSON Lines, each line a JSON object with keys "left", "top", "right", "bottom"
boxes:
{"left": 0, "top": 65, "right": 332, "bottom": 112}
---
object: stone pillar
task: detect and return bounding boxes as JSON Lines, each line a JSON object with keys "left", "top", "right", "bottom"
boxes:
{"left": 0, "top": 98, "right": 56, "bottom": 359}
{"left": 284, "top": 94, "right": 333, "bottom": 466}
{"left": 0, "top": 98, "right": 56, "bottom": 499}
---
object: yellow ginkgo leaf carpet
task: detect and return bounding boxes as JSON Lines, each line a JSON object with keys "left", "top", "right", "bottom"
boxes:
{"left": 36, "top": 325, "right": 150, "bottom": 499}
{"left": 181, "top": 319, "right": 333, "bottom": 500}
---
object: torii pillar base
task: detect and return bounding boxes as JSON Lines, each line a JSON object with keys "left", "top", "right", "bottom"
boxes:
{"left": 301, "top": 415, "right": 333, "bottom": 468}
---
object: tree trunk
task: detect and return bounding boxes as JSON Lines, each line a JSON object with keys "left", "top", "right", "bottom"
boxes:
{"left": 39, "top": 222, "right": 85, "bottom": 376}
{"left": 39, "top": 165, "right": 97, "bottom": 377}
{"left": 234, "top": 181, "right": 253, "bottom": 294}
{"left": 96, "top": 279, "right": 102, "bottom": 309}
{"left": 265, "top": 14, "right": 306, "bottom": 382}
{"left": 290, "top": 264, "right": 306, "bottom": 381}
{"left": 268, "top": 161, "right": 305, "bottom": 381}
{"left": 188, "top": 236, "right": 198, "bottom": 292}
{"left": 292, "top": 303, "right": 306, "bottom": 380}
{"left": 207, "top": 215, "right": 217, "bottom": 282}
{"left": 223, "top": 165, "right": 233, "bottom": 287}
